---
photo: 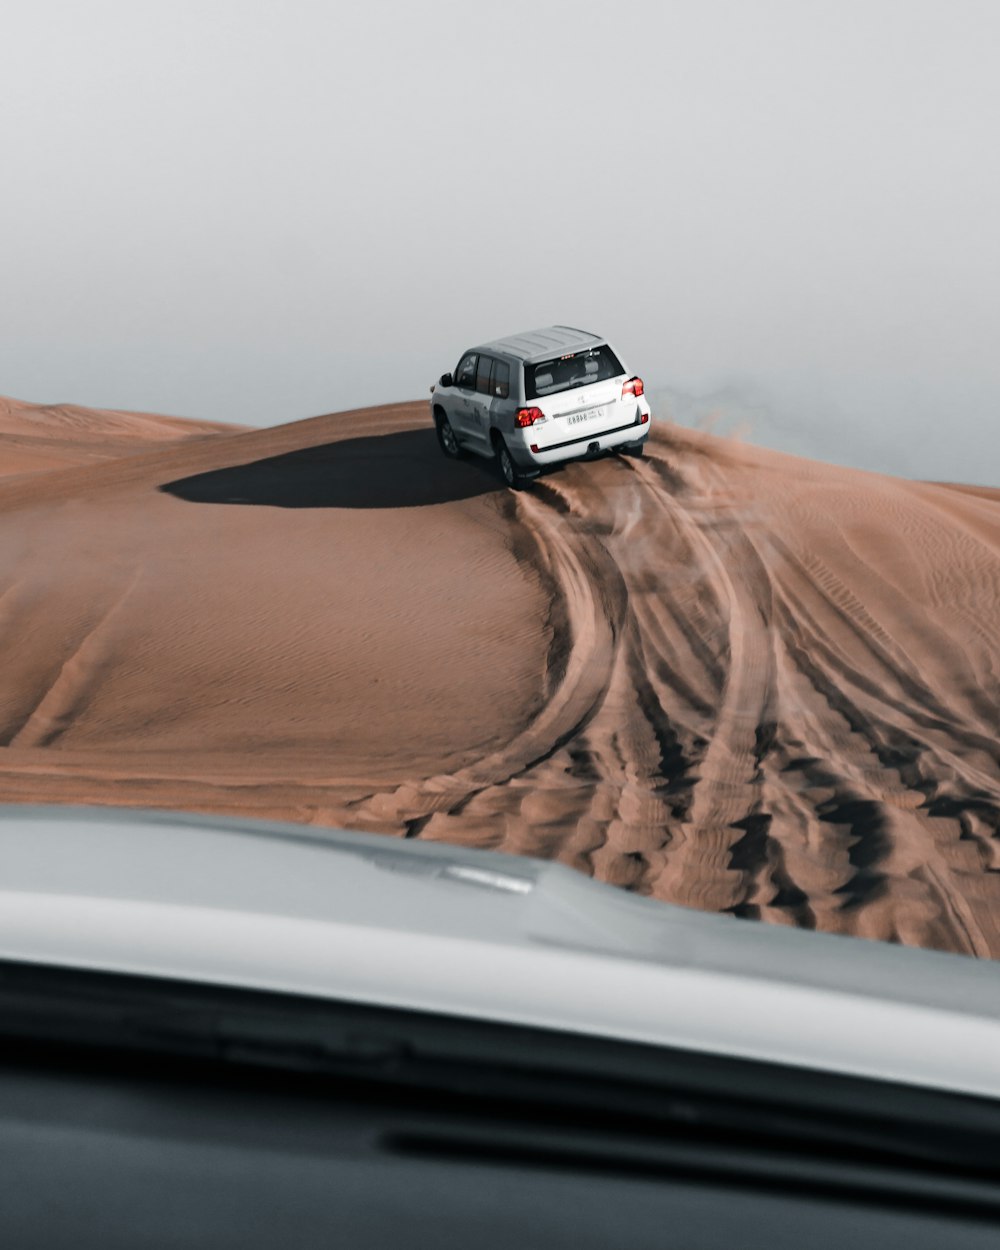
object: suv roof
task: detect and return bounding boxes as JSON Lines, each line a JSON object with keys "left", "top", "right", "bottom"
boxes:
{"left": 471, "top": 325, "right": 604, "bottom": 364}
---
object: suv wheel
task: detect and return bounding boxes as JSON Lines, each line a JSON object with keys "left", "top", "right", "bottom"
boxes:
{"left": 435, "top": 414, "right": 462, "bottom": 458}
{"left": 496, "top": 437, "right": 528, "bottom": 491}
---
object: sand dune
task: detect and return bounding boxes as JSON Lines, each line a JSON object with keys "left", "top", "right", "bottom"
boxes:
{"left": 2, "top": 398, "right": 1000, "bottom": 957}
{"left": 0, "top": 395, "right": 238, "bottom": 478}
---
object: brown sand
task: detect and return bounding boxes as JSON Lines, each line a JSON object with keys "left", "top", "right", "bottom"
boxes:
{"left": 0, "top": 395, "right": 238, "bottom": 478}
{"left": 2, "top": 396, "right": 1000, "bottom": 957}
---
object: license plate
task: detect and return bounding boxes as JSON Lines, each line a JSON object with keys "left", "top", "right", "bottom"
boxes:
{"left": 568, "top": 406, "right": 601, "bottom": 425}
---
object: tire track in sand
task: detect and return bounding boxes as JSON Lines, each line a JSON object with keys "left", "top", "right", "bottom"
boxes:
{"left": 351, "top": 485, "right": 629, "bottom": 832}
{"left": 8, "top": 568, "right": 144, "bottom": 749}
{"left": 353, "top": 450, "right": 760, "bottom": 901}
{"left": 348, "top": 437, "right": 1000, "bottom": 956}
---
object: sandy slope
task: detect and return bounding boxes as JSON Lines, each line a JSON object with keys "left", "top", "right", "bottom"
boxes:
{"left": 2, "top": 399, "right": 1000, "bottom": 957}
{"left": 0, "top": 395, "right": 237, "bottom": 477}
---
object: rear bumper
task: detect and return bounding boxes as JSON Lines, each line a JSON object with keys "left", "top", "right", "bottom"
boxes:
{"left": 511, "top": 412, "right": 650, "bottom": 468}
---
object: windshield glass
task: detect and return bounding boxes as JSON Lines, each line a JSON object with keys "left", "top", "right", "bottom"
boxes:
{"left": 525, "top": 345, "right": 625, "bottom": 399}
{"left": 2, "top": 3, "right": 1000, "bottom": 981}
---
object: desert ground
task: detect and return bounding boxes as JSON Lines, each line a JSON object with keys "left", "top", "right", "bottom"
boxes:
{"left": 2, "top": 393, "right": 1000, "bottom": 957}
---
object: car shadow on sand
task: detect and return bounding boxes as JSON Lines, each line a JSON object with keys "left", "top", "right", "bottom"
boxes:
{"left": 159, "top": 429, "right": 503, "bottom": 509}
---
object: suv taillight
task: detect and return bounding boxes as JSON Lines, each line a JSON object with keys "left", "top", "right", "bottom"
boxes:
{"left": 622, "top": 377, "right": 644, "bottom": 398}
{"left": 515, "top": 407, "right": 545, "bottom": 427}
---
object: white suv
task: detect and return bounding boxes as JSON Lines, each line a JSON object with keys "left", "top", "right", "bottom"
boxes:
{"left": 430, "top": 326, "right": 651, "bottom": 488}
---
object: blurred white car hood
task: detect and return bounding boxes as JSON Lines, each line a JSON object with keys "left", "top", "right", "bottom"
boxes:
{"left": 2, "top": 804, "right": 1000, "bottom": 1101}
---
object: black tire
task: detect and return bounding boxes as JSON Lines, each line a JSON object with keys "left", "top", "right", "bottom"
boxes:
{"left": 622, "top": 441, "right": 646, "bottom": 458}
{"left": 435, "top": 412, "right": 462, "bottom": 459}
{"left": 495, "top": 437, "right": 528, "bottom": 490}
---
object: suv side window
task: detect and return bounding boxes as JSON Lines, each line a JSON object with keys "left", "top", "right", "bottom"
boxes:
{"left": 455, "top": 353, "right": 478, "bottom": 389}
{"left": 476, "top": 354, "right": 493, "bottom": 395}
{"left": 491, "top": 359, "right": 510, "bottom": 399}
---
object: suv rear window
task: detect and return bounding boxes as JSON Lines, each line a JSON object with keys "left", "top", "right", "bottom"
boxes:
{"left": 525, "top": 344, "right": 624, "bottom": 400}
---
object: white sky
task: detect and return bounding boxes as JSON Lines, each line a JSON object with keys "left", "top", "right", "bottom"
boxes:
{"left": 2, "top": 0, "right": 999, "bottom": 480}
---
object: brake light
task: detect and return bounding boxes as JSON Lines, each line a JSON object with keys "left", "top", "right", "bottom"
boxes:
{"left": 515, "top": 407, "right": 545, "bottom": 427}
{"left": 622, "top": 377, "right": 644, "bottom": 398}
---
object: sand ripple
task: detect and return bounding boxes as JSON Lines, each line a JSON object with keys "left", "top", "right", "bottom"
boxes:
{"left": 2, "top": 399, "right": 1000, "bottom": 957}
{"left": 350, "top": 426, "right": 1000, "bottom": 956}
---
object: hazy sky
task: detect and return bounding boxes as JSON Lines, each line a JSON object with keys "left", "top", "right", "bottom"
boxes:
{"left": 3, "top": 0, "right": 999, "bottom": 480}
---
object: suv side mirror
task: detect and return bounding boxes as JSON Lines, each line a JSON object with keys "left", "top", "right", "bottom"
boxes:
{"left": 440, "top": 372, "right": 453, "bottom": 388}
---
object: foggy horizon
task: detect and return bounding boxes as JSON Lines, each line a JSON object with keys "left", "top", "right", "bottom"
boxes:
{"left": 3, "top": 0, "right": 999, "bottom": 482}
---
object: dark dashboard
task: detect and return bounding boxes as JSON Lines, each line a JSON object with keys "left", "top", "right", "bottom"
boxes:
{"left": 2, "top": 962, "right": 999, "bottom": 1249}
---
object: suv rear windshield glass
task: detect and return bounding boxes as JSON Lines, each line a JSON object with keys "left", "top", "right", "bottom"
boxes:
{"left": 525, "top": 344, "right": 625, "bottom": 399}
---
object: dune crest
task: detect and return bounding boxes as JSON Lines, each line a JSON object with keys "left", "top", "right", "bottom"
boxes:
{"left": 0, "top": 395, "right": 239, "bottom": 478}
{"left": 2, "top": 399, "right": 999, "bottom": 957}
